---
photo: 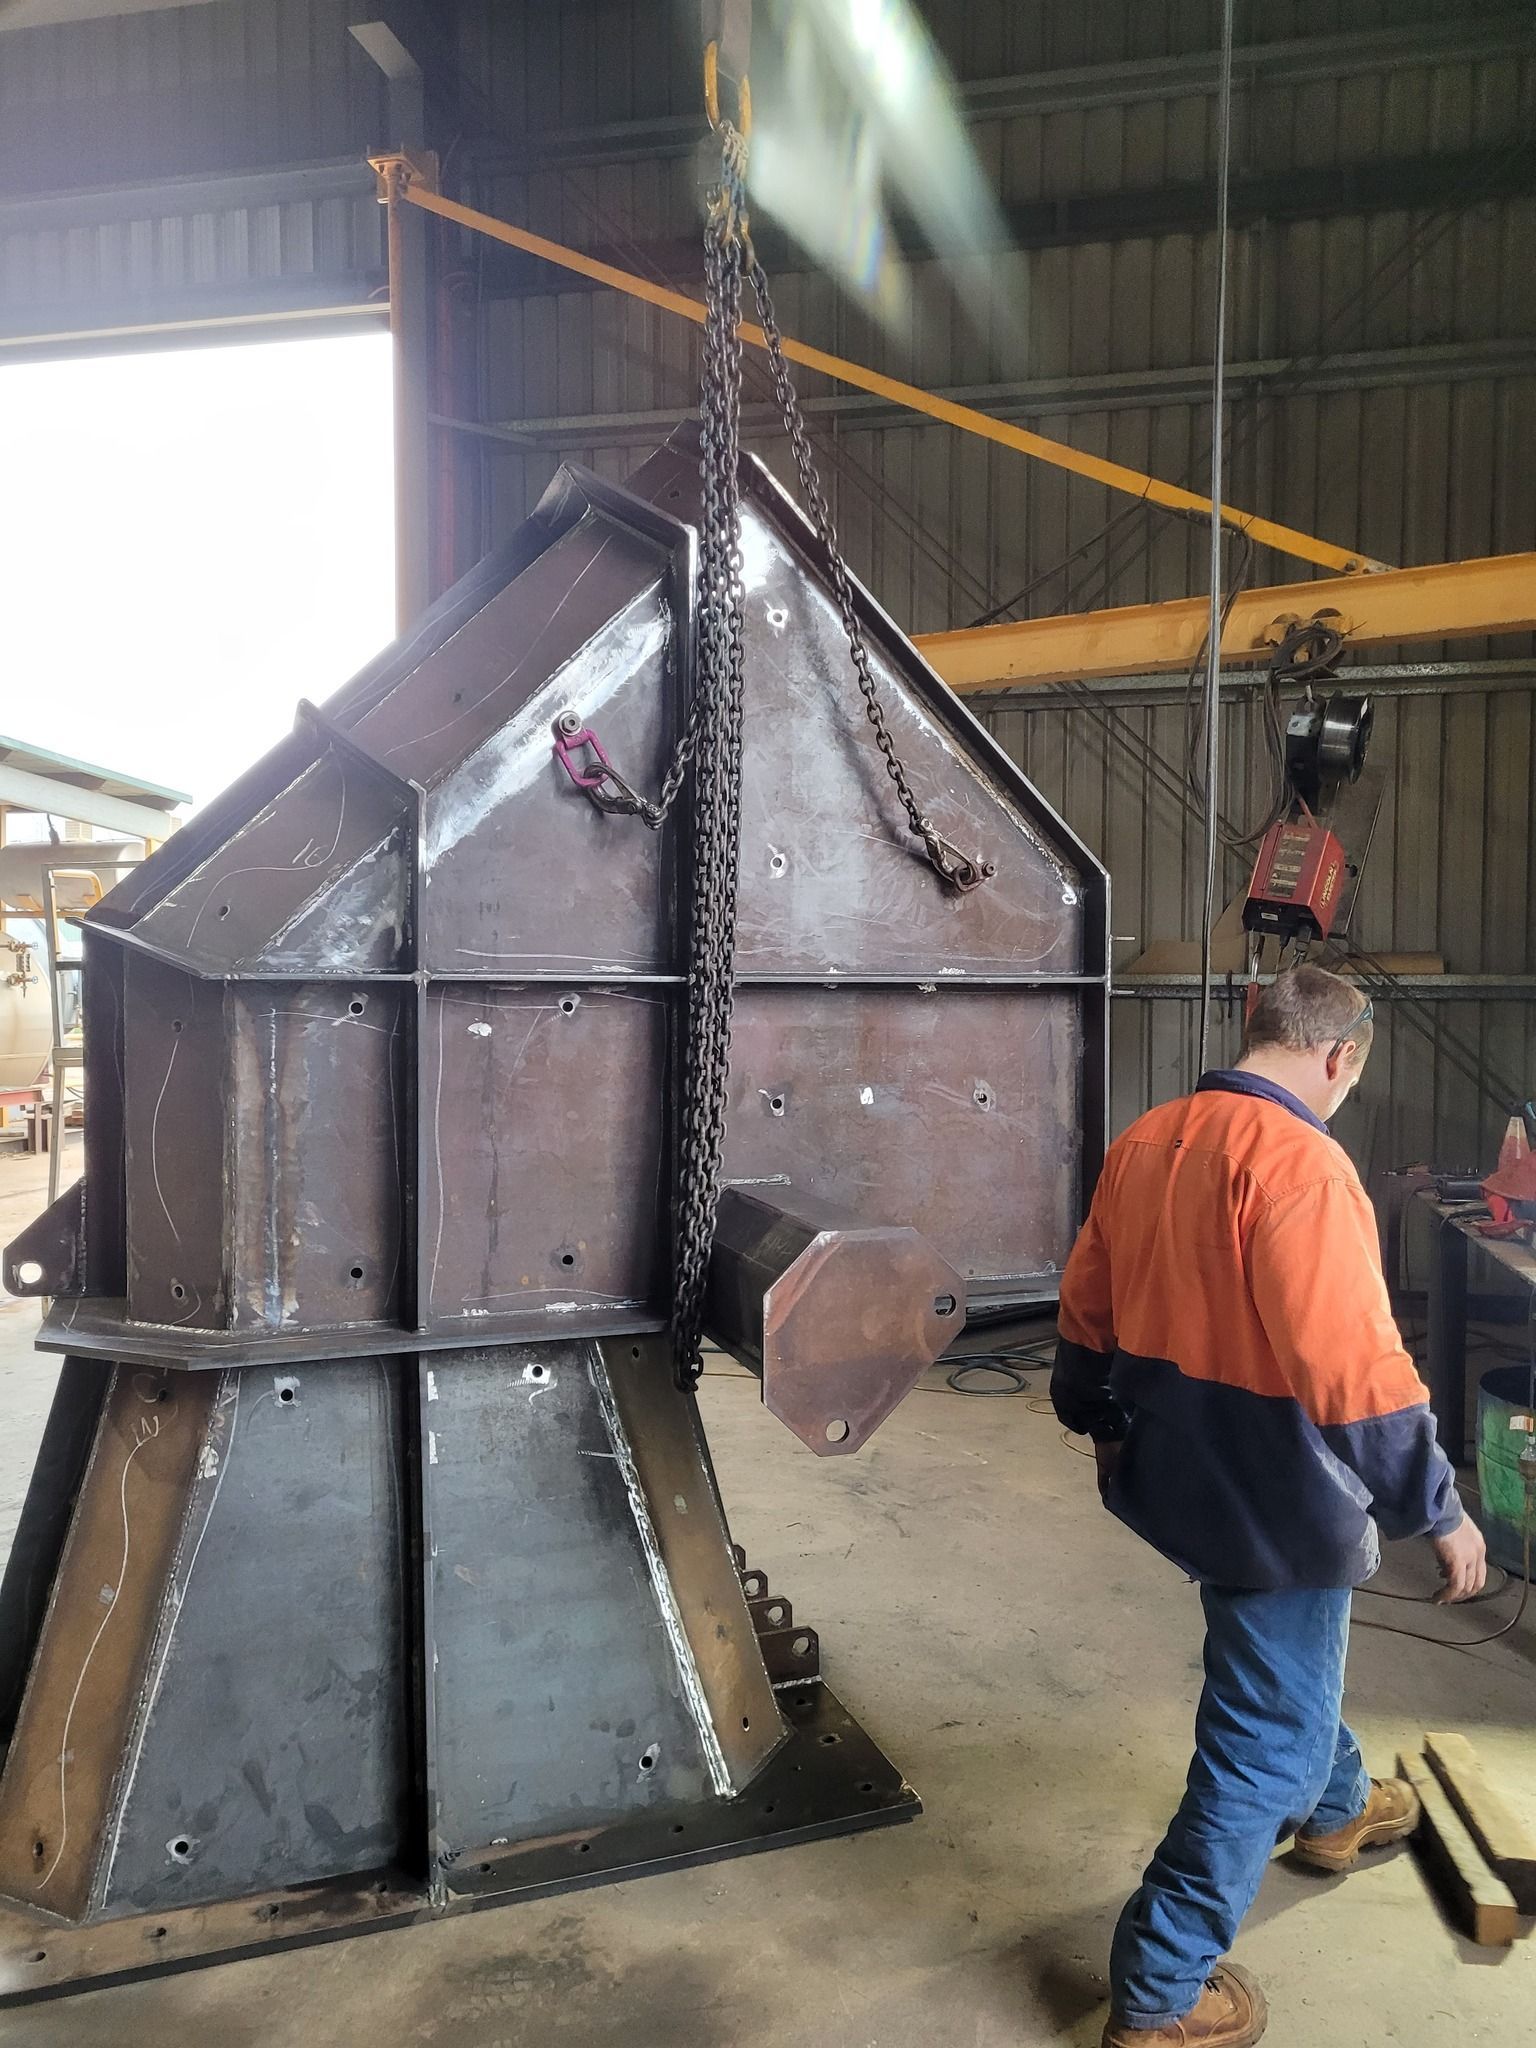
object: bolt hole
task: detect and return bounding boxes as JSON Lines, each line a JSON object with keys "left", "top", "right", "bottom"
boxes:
{"left": 859, "top": 1781, "right": 874, "bottom": 1793}
{"left": 560, "top": 1252, "right": 576, "bottom": 1267}
{"left": 559, "top": 996, "right": 578, "bottom": 1015}
{"left": 172, "top": 1837, "right": 191, "bottom": 1856}
{"left": 31, "top": 1840, "right": 44, "bottom": 1862}
{"left": 820, "top": 1733, "right": 840, "bottom": 1747}
{"left": 933, "top": 1293, "right": 957, "bottom": 1318}
{"left": 630, "top": 1346, "right": 641, "bottom": 1359}
{"left": 278, "top": 1387, "right": 295, "bottom": 1404}
{"left": 577, "top": 1842, "right": 591, "bottom": 1855}
{"left": 825, "top": 1418, "right": 850, "bottom": 1444}
{"left": 741, "top": 1716, "right": 751, "bottom": 1731}
{"left": 29, "top": 1950, "right": 46, "bottom": 1964}
{"left": 769, "top": 853, "right": 785, "bottom": 874}
{"left": 170, "top": 1281, "right": 186, "bottom": 1302}
{"left": 639, "top": 1743, "right": 660, "bottom": 1772}
{"left": 769, "top": 1094, "right": 784, "bottom": 1113}
{"left": 793, "top": 1694, "right": 811, "bottom": 1708}
{"left": 348, "top": 998, "right": 365, "bottom": 1016}
{"left": 671, "top": 1823, "right": 685, "bottom": 1834}
{"left": 15, "top": 1260, "right": 43, "bottom": 1287}
{"left": 217, "top": 904, "right": 231, "bottom": 920}
{"left": 766, "top": 1603, "right": 785, "bottom": 1625}
{"left": 530, "top": 1363, "right": 546, "bottom": 1380}
{"left": 349, "top": 1263, "right": 365, "bottom": 1280}
{"left": 155, "top": 1387, "right": 170, "bottom": 1402}
{"left": 478, "top": 1862, "right": 492, "bottom": 1874}
{"left": 151, "top": 1926, "right": 167, "bottom": 1940}
{"left": 792, "top": 1634, "right": 811, "bottom": 1657}
{"left": 763, "top": 1802, "right": 776, "bottom": 1815}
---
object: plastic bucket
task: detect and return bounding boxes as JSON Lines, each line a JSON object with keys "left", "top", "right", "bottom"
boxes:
{"left": 1475, "top": 1364, "right": 1536, "bottom": 1578}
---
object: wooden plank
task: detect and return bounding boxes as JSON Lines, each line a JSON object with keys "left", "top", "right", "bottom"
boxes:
{"left": 1424, "top": 1733, "right": 1536, "bottom": 1915}
{"left": 1397, "top": 1752, "right": 1522, "bottom": 1947}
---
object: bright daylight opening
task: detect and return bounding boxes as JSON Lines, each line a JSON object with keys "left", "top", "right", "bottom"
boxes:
{"left": 0, "top": 330, "right": 396, "bottom": 817}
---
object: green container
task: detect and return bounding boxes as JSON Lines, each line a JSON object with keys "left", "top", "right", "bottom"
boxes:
{"left": 1476, "top": 1365, "right": 1536, "bottom": 1578}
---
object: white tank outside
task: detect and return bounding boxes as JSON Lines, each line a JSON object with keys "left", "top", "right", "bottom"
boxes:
{"left": 0, "top": 938, "right": 50, "bottom": 1092}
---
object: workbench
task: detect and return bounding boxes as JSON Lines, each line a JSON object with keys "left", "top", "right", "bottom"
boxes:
{"left": 1417, "top": 1192, "right": 1536, "bottom": 1463}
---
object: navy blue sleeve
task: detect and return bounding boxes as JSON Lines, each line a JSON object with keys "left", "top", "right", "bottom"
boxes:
{"left": 1319, "top": 1406, "right": 1463, "bottom": 1543}
{"left": 1051, "top": 1182, "right": 1128, "bottom": 1443}
{"left": 1051, "top": 1337, "right": 1128, "bottom": 1443}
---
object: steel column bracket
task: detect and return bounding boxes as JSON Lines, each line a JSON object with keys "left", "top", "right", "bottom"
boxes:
{"left": 704, "top": 1185, "right": 966, "bottom": 1455}
{"left": 367, "top": 147, "right": 438, "bottom": 205}
{"left": 2, "top": 1179, "right": 86, "bottom": 1300}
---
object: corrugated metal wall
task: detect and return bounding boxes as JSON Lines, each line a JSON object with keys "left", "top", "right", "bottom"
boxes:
{"left": 0, "top": 0, "right": 386, "bottom": 345}
{"left": 3, "top": 0, "right": 1532, "bottom": 1175}
{"left": 449, "top": 0, "right": 1536, "bottom": 1178}
{"left": 991, "top": 675, "right": 1536, "bottom": 1173}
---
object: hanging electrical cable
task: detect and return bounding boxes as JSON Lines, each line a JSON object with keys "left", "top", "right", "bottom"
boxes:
{"left": 1196, "top": 0, "right": 1237, "bottom": 1078}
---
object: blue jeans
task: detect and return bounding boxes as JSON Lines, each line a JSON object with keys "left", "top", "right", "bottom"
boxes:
{"left": 1111, "top": 1584, "right": 1370, "bottom": 2028}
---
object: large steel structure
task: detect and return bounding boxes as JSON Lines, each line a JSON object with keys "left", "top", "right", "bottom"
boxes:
{"left": 0, "top": 434, "right": 1105, "bottom": 2001}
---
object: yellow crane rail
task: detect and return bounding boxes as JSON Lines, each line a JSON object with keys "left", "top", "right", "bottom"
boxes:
{"left": 373, "top": 154, "right": 1387, "bottom": 579}
{"left": 914, "top": 553, "right": 1536, "bottom": 691}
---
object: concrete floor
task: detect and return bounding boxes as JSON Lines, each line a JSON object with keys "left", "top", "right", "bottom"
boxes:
{"left": 0, "top": 1140, "right": 1531, "bottom": 2046}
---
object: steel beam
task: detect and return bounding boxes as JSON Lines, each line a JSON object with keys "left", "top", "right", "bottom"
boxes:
{"left": 969, "top": 659, "right": 1536, "bottom": 712}
{"left": 918, "top": 554, "right": 1536, "bottom": 691}
{"left": 397, "top": 171, "right": 1381, "bottom": 575}
{"left": 1112, "top": 976, "right": 1536, "bottom": 1003}
{"left": 0, "top": 765, "right": 181, "bottom": 843}
{"left": 469, "top": 16, "right": 1536, "bottom": 170}
{"left": 465, "top": 151, "right": 1536, "bottom": 297}
{"left": 0, "top": 0, "right": 223, "bottom": 26}
{"left": 445, "top": 340, "right": 1536, "bottom": 454}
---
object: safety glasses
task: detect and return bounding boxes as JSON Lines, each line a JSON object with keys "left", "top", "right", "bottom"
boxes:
{"left": 1327, "top": 997, "right": 1373, "bottom": 1064}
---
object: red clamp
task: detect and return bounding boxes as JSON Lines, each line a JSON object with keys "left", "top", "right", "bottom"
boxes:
{"left": 552, "top": 714, "right": 657, "bottom": 823}
{"left": 553, "top": 720, "right": 615, "bottom": 791}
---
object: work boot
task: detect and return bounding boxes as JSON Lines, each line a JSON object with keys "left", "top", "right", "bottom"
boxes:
{"left": 1291, "top": 1776, "right": 1421, "bottom": 1872}
{"left": 1101, "top": 1963, "right": 1267, "bottom": 2047}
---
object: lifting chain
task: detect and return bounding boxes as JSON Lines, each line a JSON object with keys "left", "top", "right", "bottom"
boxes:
{"left": 566, "top": 70, "right": 994, "bottom": 1385}
{"left": 743, "top": 256, "right": 995, "bottom": 896}
{"left": 669, "top": 121, "right": 751, "bottom": 1390}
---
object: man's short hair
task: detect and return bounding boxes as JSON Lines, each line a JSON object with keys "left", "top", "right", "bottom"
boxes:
{"left": 1243, "top": 965, "right": 1374, "bottom": 1064}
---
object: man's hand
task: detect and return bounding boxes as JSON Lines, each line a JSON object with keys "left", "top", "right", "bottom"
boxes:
{"left": 1432, "top": 1517, "right": 1488, "bottom": 1604}
{"left": 1094, "top": 1440, "right": 1123, "bottom": 1506}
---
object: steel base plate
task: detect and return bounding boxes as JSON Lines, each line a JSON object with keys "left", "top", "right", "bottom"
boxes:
{"left": 0, "top": 1684, "right": 917, "bottom": 2008}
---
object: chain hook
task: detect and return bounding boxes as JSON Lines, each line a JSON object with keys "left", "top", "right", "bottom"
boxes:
{"left": 703, "top": 40, "right": 752, "bottom": 140}
{"left": 915, "top": 822, "right": 997, "bottom": 895}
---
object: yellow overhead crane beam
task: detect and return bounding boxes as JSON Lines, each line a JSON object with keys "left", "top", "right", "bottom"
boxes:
{"left": 914, "top": 552, "right": 1536, "bottom": 691}
{"left": 372, "top": 154, "right": 1386, "bottom": 579}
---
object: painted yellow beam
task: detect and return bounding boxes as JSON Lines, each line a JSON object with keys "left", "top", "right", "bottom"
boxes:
{"left": 383, "top": 164, "right": 1386, "bottom": 579}
{"left": 915, "top": 552, "right": 1536, "bottom": 691}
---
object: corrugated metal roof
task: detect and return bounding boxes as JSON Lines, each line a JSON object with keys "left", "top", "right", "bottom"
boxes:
{"left": 0, "top": 733, "right": 188, "bottom": 809}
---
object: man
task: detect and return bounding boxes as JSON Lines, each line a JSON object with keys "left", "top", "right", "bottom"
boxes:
{"left": 1052, "top": 965, "right": 1486, "bottom": 2048}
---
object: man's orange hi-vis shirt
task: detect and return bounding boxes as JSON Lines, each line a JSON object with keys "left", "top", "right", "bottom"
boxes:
{"left": 1051, "top": 1071, "right": 1463, "bottom": 1588}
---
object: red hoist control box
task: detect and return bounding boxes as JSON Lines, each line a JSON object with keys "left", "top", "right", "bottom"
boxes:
{"left": 1242, "top": 818, "right": 1348, "bottom": 945}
